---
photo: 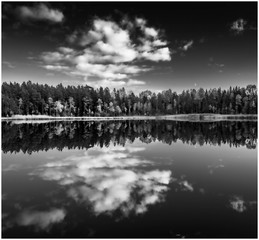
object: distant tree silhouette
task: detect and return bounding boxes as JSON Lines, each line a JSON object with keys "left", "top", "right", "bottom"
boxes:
{"left": 1, "top": 81, "right": 257, "bottom": 117}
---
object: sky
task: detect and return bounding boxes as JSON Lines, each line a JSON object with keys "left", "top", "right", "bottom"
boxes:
{"left": 2, "top": 2, "right": 257, "bottom": 93}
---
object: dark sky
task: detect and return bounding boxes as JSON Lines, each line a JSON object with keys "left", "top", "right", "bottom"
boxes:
{"left": 2, "top": 2, "right": 257, "bottom": 93}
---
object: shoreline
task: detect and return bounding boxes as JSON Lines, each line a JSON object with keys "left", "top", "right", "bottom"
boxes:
{"left": 1, "top": 114, "right": 257, "bottom": 122}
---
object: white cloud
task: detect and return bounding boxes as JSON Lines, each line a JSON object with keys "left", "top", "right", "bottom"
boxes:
{"left": 230, "top": 19, "right": 247, "bottom": 35}
{"left": 126, "top": 146, "right": 146, "bottom": 153}
{"left": 69, "top": 19, "right": 138, "bottom": 63}
{"left": 179, "top": 180, "right": 194, "bottom": 191}
{"left": 153, "top": 39, "right": 168, "bottom": 47}
{"left": 172, "top": 175, "right": 194, "bottom": 192}
{"left": 135, "top": 17, "right": 147, "bottom": 27}
{"left": 144, "top": 27, "right": 159, "bottom": 38}
{"left": 16, "top": 209, "right": 66, "bottom": 229}
{"left": 43, "top": 65, "right": 70, "bottom": 71}
{"left": 41, "top": 51, "right": 66, "bottom": 63}
{"left": 182, "top": 40, "right": 194, "bottom": 51}
{"left": 17, "top": 3, "right": 64, "bottom": 23}
{"left": 30, "top": 146, "right": 172, "bottom": 216}
{"left": 39, "top": 16, "right": 171, "bottom": 89}
{"left": 141, "top": 170, "right": 171, "bottom": 185}
{"left": 82, "top": 30, "right": 103, "bottom": 46}
{"left": 75, "top": 63, "right": 128, "bottom": 80}
{"left": 58, "top": 47, "right": 75, "bottom": 54}
{"left": 127, "top": 79, "right": 146, "bottom": 86}
{"left": 141, "top": 47, "right": 171, "bottom": 61}
{"left": 229, "top": 196, "right": 246, "bottom": 213}
{"left": 73, "top": 62, "right": 150, "bottom": 80}
{"left": 3, "top": 61, "right": 15, "bottom": 68}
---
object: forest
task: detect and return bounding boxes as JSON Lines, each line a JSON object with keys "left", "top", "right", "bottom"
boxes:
{"left": 2, "top": 81, "right": 257, "bottom": 117}
{"left": 2, "top": 121, "right": 257, "bottom": 153}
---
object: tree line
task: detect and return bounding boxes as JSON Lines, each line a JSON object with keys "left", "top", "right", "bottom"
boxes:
{"left": 2, "top": 81, "right": 257, "bottom": 117}
{"left": 2, "top": 121, "right": 257, "bottom": 154}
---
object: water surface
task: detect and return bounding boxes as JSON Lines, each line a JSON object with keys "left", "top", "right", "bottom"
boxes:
{"left": 2, "top": 121, "right": 257, "bottom": 238}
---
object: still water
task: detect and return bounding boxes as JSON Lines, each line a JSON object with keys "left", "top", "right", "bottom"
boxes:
{"left": 2, "top": 120, "right": 257, "bottom": 238}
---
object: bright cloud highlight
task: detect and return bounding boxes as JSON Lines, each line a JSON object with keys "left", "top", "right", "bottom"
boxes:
{"left": 30, "top": 146, "right": 172, "bottom": 216}
{"left": 230, "top": 18, "right": 247, "bottom": 35}
{"left": 39, "top": 16, "right": 171, "bottom": 89}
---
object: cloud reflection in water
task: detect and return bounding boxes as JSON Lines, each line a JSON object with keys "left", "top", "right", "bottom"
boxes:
{"left": 229, "top": 196, "right": 246, "bottom": 213}
{"left": 32, "top": 146, "right": 172, "bottom": 216}
{"left": 229, "top": 195, "right": 257, "bottom": 213}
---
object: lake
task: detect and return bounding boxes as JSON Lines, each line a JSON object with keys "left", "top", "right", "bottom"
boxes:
{"left": 2, "top": 120, "right": 257, "bottom": 238}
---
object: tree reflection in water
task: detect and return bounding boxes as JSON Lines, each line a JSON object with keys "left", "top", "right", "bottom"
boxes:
{"left": 2, "top": 120, "right": 257, "bottom": 154}
{"left": 2, "top": 120, "right": 257, "bottom": 238}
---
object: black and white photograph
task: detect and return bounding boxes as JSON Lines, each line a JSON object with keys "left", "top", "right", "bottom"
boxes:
{"left": 1, "top": 1, "right": 258, "bottom": 238}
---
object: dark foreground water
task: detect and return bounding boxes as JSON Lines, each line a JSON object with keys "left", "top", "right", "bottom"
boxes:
{"left": 2, "top": 120, "right": 257, "bottom": 238}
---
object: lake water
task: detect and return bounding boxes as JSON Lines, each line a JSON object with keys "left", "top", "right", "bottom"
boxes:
{"left": 2, "top": 120, "right": 257, "bottom": 238}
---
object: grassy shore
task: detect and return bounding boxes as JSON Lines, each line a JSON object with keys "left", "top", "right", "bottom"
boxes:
{"left": 1, "top": 114, "right": 257, "bottom": 122}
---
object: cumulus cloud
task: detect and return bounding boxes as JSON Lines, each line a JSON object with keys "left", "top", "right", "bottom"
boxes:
{"left": 66, "top": 18, "right": 170, "bottom": 64}
{"left": 16, "top": 209, "right": 66, "bottom": 230}
{"left": 69, "top": 168, "right": 171, "bottom": 215}
{"left": 144, "top": 27, "right": 159, "bottom": 38}
{"left": 16, "top": 3, "right": 64, "bottom": 23}
{"left": 77, "top": 19, "right": 137, "bottom": 63}
{"left": 230, "top": 18, "right": 247, "bottom": 35}
{"left": 39, "top": 16, "right": 171, "bottom": 88}
{"left": 30, "top": 146, "right": 172, "bottom": 216}
{"left": 182, "top": 40, "right": 194, "bottom": 51}
{"left": 40, "top": 47, "right": 151, "bottom": 88}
